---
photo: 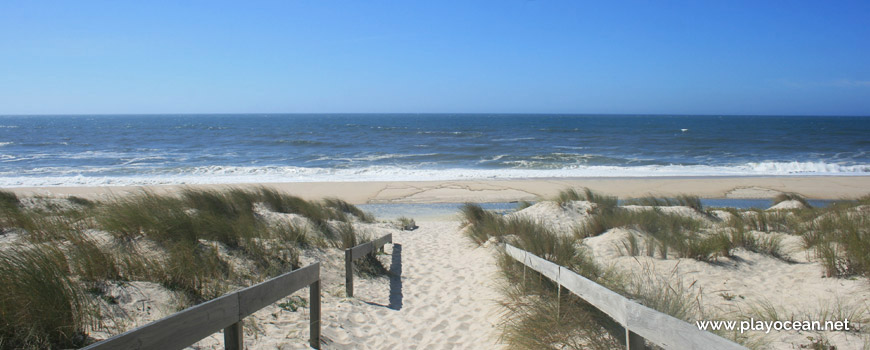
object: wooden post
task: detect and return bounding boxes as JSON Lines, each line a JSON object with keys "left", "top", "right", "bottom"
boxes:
{"left": 626, "top": 329, "right": 646, "bottom": 350}
{"left": 345, "top": 249, "right": 353, "bottom": 297}
{"left": 223, "top": 320, "right": 243, "bottom": 350}
{"left": 522, "top": 263, "right": 527, "bottom": 289}
{"left": 522, "top": 252, "right": 527, "bottom": 290}
{"left": 309, "top": 280, "right": 321, "bottom": 349}
{"left": 555, "top": 268, "right": 561, "bottom": 323}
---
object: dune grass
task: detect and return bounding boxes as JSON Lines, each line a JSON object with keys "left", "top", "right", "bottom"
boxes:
{"left": 0, "top": 187, "right": 380, "bottom": 348}
{"left": 90, "top": 188, "right": 379, "bottom": 300}
{"left": 323, "top": 198, "right": 375, "bottom": 223}
{"left": 466, "top": 189, "right": 870, "bottom": 349}
{"left": 485, "top": 224, "right": 618, "bottom": 348}
{"left": 462, "top": 198, "right": 719, "bottom": 348}
{"left": 773, "top": 192, "right": 811, "bottom": 208}
{"left": 396, "top": 216, "right": 417, "bottom": 230}
{"left": 800, "top": 205, "right": 870, "bottom": 277}
{"left": 575, "top": 202, "right": 731, "bottom": 262}
{"left": 496, "top": 262, "right": 621, "bottom": 350}
{"left": 555, "top": 188, "right": 618, "bottom": 212}
{"left": 624, "top": 194, "right": 705, "bottom": 214}
{"left": 730, "top": 228, "right": 789, "bottom": 261}
{"left": 0, "top": 245, "right": 98, "bottom": 349}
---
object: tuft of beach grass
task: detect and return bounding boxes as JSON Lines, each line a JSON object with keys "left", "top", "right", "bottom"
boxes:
{"left": 0, "top": 187, "right": 384, "bottom": 347}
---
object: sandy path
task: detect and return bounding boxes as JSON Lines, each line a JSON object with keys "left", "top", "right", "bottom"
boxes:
{"left": 187, "top": 220, "right": 505, "bottom": 349}
{"left": 319, "top": 220, "right": 505, "bottom": 349}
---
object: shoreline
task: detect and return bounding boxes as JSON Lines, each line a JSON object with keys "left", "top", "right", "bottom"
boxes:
{"left": 5, "top": 176, "right": 870, "bottom": 204}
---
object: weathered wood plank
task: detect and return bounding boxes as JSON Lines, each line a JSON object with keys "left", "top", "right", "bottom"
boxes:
{"left": 373, "top": 233, "right": 392, "bottom": 249}
{"left": 504, "top": 244, "right": 526, "bottom": 262}
{"left": 351, "top": 241, "right": 374, "bottom": 259}
{"left": 624, "top": 302, "right": 745, "bottom": 350}
{"left": 238, "top": 263, "right": 320, "bottom": 317}
{"left": 82, "top": 292, "right": 240, "bottom": 350}
{"left": 557, "top": 266, "right": 628, "bottom": 325}
{"left": 503, "top": 244, "right": 746, "bottom": 350}
{"left": 523, "top": 251, "right": 560, "bottom": 282}
{"left": 348, "top": 234, "right": 391, "bottom": 260}
{"left": 344, "top": 234, "right": 392, "bottom": 299}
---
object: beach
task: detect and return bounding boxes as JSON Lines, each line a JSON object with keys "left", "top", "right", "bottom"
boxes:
{"left": 4, "top": 0, "right": 869, "bottom": 347}
{"left": 2, "top": 115, "right": 870, "bottom": 349}
{"left": 8, "top": 176, "right": 870, "bottom": 203}
{"left": 3, "top": 176, "right": 870, "bottom": 349}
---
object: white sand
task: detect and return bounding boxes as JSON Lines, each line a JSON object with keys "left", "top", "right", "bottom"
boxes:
{"left": 8, "top": 176, "right": 870, "bottom": 203}
{"left": 766, "top": 199, "right": 809, "bottom": 210}
{"left": 183, "top": 220, "right": 505, "bottom": 349}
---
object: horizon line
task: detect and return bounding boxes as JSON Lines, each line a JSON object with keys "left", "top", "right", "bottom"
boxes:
{"left": 1, "top": 112, "right": 869, "bottom": 117}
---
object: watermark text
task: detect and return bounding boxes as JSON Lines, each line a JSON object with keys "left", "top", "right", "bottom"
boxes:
{"left": 696, "top": 319, "right": 854, "bottom": 334}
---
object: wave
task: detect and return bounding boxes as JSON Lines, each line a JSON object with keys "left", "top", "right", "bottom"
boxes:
{"left": 310, "top": 153, "right": 440, "bottom": 163}
{"left": 0, "top": 161, "right": 868, "bottom": 187}
{"left": 415, "top": 131, "right": 483, "bottom": 138}
{"left": 492, "top": 137, "right": 536, "bottom": 142}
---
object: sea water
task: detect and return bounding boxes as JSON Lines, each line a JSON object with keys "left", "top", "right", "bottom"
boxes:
{"left": 0, "top": 114, "right": 868, "bottom": 187}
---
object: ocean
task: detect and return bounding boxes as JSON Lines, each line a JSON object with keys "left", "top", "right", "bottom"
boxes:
{"left": 0, "top": 114, "right": 868, "bottom": 187}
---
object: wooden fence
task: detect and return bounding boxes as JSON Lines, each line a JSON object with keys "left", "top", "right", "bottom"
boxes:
{"left": 503, "top": 244, "right": 746, "bottom": 350}
{"left": 82, "top": 263, "right": 322, "bottom": 350}
{"left": 345, "top": 233, "right": 393, "bottom": 297}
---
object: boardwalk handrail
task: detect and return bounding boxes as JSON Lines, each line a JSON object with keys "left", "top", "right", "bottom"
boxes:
{"left": 503, "top": 244, "right": 746, "bottom": 350}
{"left": 82, "top": 263, "right": 322, "bottom": 350}
{"left": 345, "top": 233, "right": 392, "bottom": 297}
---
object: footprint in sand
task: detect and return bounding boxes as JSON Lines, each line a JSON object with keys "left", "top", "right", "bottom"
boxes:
{"left": 432, "top": 320, "right": 448, "bottom": 332}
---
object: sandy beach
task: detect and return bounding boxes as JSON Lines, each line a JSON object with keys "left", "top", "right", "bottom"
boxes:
{"left": 2, "top": 177, "right": 869, "bottom": 349}
{"left": 7, "top": 176, "right": 870, "bottom": 204}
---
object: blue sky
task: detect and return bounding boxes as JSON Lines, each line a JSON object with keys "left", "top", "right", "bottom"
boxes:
{"left": 1, "top": 1, "right": 868, "bottom": 115}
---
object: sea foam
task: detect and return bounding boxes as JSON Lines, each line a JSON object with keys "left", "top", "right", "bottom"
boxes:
{"left": 1, "top": 161, "right": 867, "bottom": 187}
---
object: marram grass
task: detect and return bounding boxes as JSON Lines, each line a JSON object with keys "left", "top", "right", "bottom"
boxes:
{"left": 0, "top": 187, "right": 376, "bottom": 349}
{"left": 464, "top": 189, "right": 870, "bottom": 349}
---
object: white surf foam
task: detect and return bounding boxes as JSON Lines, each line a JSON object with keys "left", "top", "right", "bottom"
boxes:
{"left": 0, "top": 161, "right": 868, "bottom": 187}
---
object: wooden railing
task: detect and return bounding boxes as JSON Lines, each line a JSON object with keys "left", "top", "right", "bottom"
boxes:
{"left": 345, "top": 234, "right": 393, "bottom": 297}
{"left": 82, "top": 263, "right": 322, "bottom": 350}
{"left": 503, "top": 244, "right": 746, "bottom": 350}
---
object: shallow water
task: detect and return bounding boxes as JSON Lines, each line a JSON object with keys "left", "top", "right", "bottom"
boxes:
{"left": 358, "top": 199, "right": 837, "bottom": 220}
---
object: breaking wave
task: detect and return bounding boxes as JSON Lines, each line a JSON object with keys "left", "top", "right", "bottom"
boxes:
{"left": 1, "top": 161, "right": 867, "bottom": 187}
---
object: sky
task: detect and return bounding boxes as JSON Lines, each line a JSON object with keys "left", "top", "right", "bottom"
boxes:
{"left": 0, "top": 1, "right": 868, "bottom": 116}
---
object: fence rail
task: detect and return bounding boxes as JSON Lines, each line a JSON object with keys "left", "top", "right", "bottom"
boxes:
{"left": 82, "top": 263, "right": 321, "bottom": 350}
{"left": 345, "top": 233, "right": 393, "bottom": 297}
{"left": 503, "top": 244, "right": 746, "bottom": 350}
